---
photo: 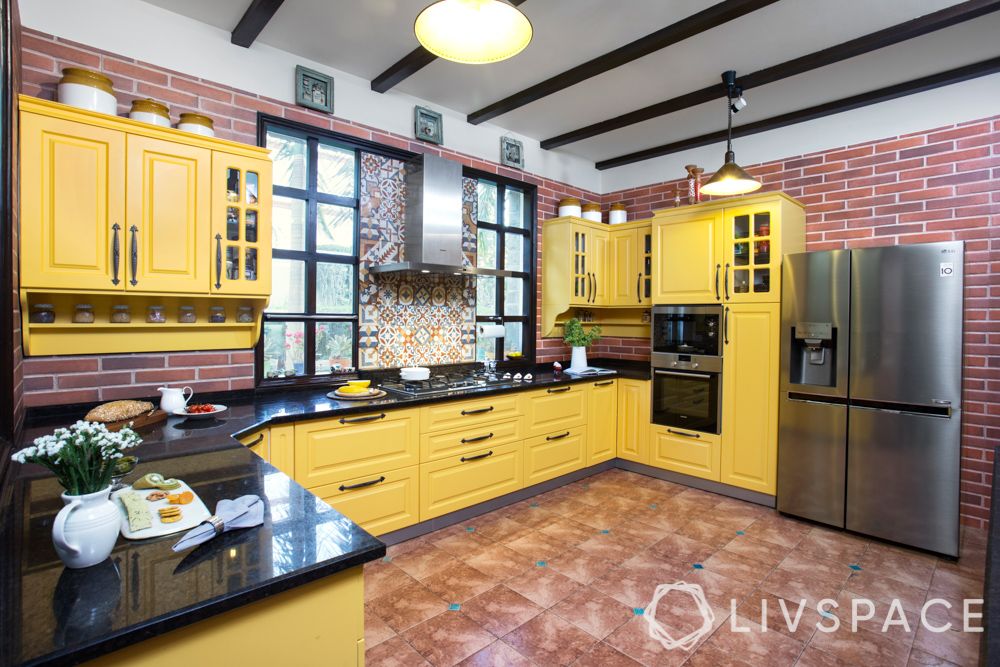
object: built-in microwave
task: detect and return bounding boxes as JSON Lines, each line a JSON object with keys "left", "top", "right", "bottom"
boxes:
{"left": 651, "top": 305, "right": 722, "bottom": 365}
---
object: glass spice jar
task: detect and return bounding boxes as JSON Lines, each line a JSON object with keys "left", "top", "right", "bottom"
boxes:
{"left": 146, "top": 305, "right": 166, "bottom": 324}
{"left": 209, "top": 306, "right": 226, "bottom": 323}
{"left": 30, "top": 304, "right": 55, "bottom": 324}
{"left": 236, "top": 306, "right": 254, "bottom": 323}
{"left": 178, "top": 305, "right": 197, "bottom": 323}
{"left": 110, "top": 305, "right": 131, "bottom": 323}
{"left": 73, "top": 304, "right": 95, "bottom": 324}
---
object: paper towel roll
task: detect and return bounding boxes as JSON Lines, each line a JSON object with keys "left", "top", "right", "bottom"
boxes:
{"left": 477, "top": 324, "right": 505, "bottom": 338}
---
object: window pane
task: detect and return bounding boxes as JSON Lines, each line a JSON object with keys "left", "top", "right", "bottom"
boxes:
{"left": 272, "top": 196, "right": 306, "bottom": 251}
{"left": 317, "top": 203, "right": 355, "bottom": 255}
{"left": 477, "top": 228, "right": 497, "bottom": 269}
{"left": 263, "top": 321, "right": 304, "bottom": 378}
{"left": 268, "top": 259, "right": 306, "bottom": 313}
{"left": 476, "top": 335, "right": 496, "bottom": 362}
{"left": 477, "top": 180, "right": 497, "bottom": 224}
{"left": 504, "top": 233, "right": 524, "bottom": 272}
{"left": 504, "top": 187, "right": 526, "bottom": 228}
{"left": 317, "top": 144, "right": 355, "bottom": 197}
{"left": 476, "top": 276, "right": 496, "bottom": 316}
{"left": 266, "top": 131, "right": 307, "bottom": 189}
{"left": 315, "top": 322, "right": 354, "bottom": 374}
{"left": 503, "top": 322, "right": 523, "bottom": 358}
{"left": 316, "top": 262, "right": 354, "bottom": 314}
{"left": 504, "top": 278, "right": 524, "bottom": 316}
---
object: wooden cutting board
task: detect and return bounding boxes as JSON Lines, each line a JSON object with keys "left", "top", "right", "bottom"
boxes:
{"left": 102, "top": 409, "right": 168, "bottom": 432}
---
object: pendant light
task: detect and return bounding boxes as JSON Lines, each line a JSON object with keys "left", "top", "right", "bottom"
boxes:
{"left": 701, "top": 70, "right": 761, "bottom": 197}
{"left": 415, "top": 0, "right": 533, "bottom": 65}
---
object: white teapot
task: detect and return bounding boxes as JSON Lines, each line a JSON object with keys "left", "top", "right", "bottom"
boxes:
{"left": 158, "top": 386, "right": 193, "bottom": 414}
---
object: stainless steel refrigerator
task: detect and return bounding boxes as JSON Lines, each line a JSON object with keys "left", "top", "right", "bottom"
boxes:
{"left": 777, "top": 242, "right": 964, "bottom": 556}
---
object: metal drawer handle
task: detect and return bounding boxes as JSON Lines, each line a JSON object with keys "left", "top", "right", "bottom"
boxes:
{"left": 724, "top": 262, "right": 730, "bottom": 300}
{"left": 339, "top": 413, "right": 386, "bottom": 424}
{"left": 215, "top": 233, "right": 223, "bottom": 290}
{"left": 111, "top": 223, "right": 121, "bottom": 285}
{"left": 547, "top": 386, "right": 571, "bottom": 394}
{"left": 461, "top": 450, "right": 493, "bottom": 462}
{"left": 654, "top": 370, "right": 712, "bottom": 379}
{"left": 339, "top": 476, "right": 385, "bottom": 492}
{"left": 636, "top": 272, "right": 641, "bottom": 303}
{"left": 724, "top": 306, "right": 730, "bottom": 345}
{"left": 461, "top": 406, "right": 494, "bottom": 416}
{"left": 245, "top": 433, "right": 264, "bottom": 446}
{"left": 129, "top": 225, "right": 139, "bottom": 286}
{"left": 546, "top": 431, "right": 570, "bottom": 441}
{"left": 714, "top": 263, "right": 721, "bottom": 300}
{"left": 667, "top": 428, "right": 701, "bottom": 439}
{"left": 594, "top": 380, "right": 614, "bottom": 387}
{"left": 461, "top": 432, "right": 494, "bottom": 444}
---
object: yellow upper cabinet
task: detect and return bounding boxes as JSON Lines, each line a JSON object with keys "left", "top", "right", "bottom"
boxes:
{"left": 610, "top": 224, "right": 652, "bottom": 306}
{"left": 20, "top": 111, "right": 126, "bottom": 291}
{"left": 212, "top": 152, "right": 272, "bottom": 296}
{"left": 652, "top": 193, "right": 804, "bottom": 305}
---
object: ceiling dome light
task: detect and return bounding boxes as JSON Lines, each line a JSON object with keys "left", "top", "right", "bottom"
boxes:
{"left": 415, "top": 0, "right": 532, "bottom": 65}
{"left": 701, "top": 70, "right": 760, "bottom": 197}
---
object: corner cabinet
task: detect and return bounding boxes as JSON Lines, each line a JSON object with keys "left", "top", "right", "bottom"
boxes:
{"left": 18, "top": 95, "right": 272, "bottom": 356}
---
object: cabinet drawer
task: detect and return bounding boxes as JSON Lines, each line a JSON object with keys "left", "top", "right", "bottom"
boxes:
{"left": 294, "top": 409, "right": 418, "bottom": 489}
{"left": 314, "top": 466, "right": 419, "bottom": 536}
{"left": 520, "top": 385, "right": 586, "bottom": 439}
{"left": 419, "top": 442, "right": 523, "bottom": 520}
{"left": 420, "top": 394, "right": 521, "bottom": 433}
{"left": 524, "top": 426, "right": 586, "bottom": 487}
{"left": 650, "top": 425, "right": 720, "bottom": 481}
{"left": 237, "top": 429, "right": 268, "bottom": 461}
{"left": 421, "top": 417, "right": 521, "bottom": 463}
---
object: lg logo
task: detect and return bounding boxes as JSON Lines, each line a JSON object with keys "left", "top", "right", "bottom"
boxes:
{"left": 939, "top": 262, "right": 954, "bottom": 277}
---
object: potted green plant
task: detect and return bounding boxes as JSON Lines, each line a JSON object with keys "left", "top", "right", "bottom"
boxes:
{"left": 11, "top": 421, "right": 142, "bottom": 568}
{"left": 563, "top": 318, "right": 601, "bottom": 373}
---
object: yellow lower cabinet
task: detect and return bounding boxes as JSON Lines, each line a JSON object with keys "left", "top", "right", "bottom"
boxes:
{"left": 419, "top": 441, "right": 523, "bottom": 520}
{"left": 616, "top": 379, "right": 650, "bottom": 464}
{"left": 586, "top": 379, "right": 617, "bottom": 464}
{"left": 268, "top": 424, "right": 295, "bottom": 477}
{"left": 237, "top": 429, "right": 267, "bottom": 461}
{"left": 294, "top": 409, "right": 418, "bottom": 489}
{"left": 420, "top": 417, "right": 521, "bottom": 463}
{"left": 420, "top": 394, "right": 521, "bottom": 433}
{"left": 524, "top": 426, "right": 586, "bottom": 487}
{"left": 521, "top": 384, "right": 586, "bottom": 439}
{"left": 650, "top": 425, "right": 720, "bottom": 481}
{"left": 314, "top": 466, "right": 420, "bottom": 536}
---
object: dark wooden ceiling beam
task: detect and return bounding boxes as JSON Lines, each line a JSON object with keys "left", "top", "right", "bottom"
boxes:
{"left": 595, "top": 56, "right": 1000, "bottom": 170}
{"left": 371, "top": 0, "right": 529, "bottom": 94}
{"left": 545, "top": 0, "right": 1000, "bottom": 150}
{"left": 466, "top": 0, "right": 780, "bottom": 125}
{"left": 231, "top": 0, "right": 285, "bottom": 47}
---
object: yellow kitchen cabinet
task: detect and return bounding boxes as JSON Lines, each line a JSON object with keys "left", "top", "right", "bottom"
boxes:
{"left": 420, "top": 417, "right": 521, "bottom": 463}
{"left": 268, "top": 424, "right": 295, "bottom": 475}
{"left": 586, "top": 379, "right": 617, "bottom": 464}
{"left": 314, "top": 465, "right": 420, "bottom": 536}
{"left": 212, "top": 152, "right": 272, "bottom": 296}
{"left": 420, "top": 394, "right": 521, "bottom": 433}
{"left": 520, "top": 384, "right": 587, "bottom": 439}
{"left": 524, "top": 426, "right": 586, "bottom": 487}
{"left": 653, "top": 208, "right": 723, "bottom": 305}
{"left": 616, "top": 379, "right": 650, "bottom": 464}
{"left": 541, "top": 217, "right": 608, "bottom": 308}
{"left": 20, "top": 110, "right": 126, "bottom": 291}
{"left": 126, "top": 135, "right": 210, "bottom": 293}
{"left": 650, "top": 425, "right": 720, "bottom": 481}
{"left": 238, "top": 429, "right": 267, "bottom": 460}
{"left": 294, "top": 409, "right": 419, "bottom": 489}
{"left": 609, "top": 224, "right": 652, "bottom": 306}
{"left": 420, "top": 441, "right": 523, "bottom": 520}
{"left": 720, "top": 303, "right": 780, "bottom": 494}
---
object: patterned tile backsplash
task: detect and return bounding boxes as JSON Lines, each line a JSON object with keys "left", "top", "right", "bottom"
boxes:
{"left": 358, "top": 152, "right": 478, "bottom": 369}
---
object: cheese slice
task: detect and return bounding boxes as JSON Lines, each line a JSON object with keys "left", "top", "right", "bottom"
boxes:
{"left": 120, "top": 490, "right": 152, "bottom": 532}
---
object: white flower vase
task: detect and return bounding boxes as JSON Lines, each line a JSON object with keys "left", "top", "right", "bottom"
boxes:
{"left": 569, "top": 346, "right": 589, "bottom": 373}
{"left": 52, "top": 485, "right": 120, "bottom": 569}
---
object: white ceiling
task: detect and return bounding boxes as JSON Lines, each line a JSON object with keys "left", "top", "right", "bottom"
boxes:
{"left": 142, "top": 0, "right": 1000, "bottom": 168}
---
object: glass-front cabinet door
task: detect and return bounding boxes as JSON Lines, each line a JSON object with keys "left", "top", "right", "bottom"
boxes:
{"left": 724, "top": 202, "right": 779, "bottom": 303}
{"left": 212, "top": 153, "right": 271, "bottom": 296}
{"left": 571, "top": 227, "right": 589, "bottom": 305}
{"left": 640, "top": 226, "right": 652, "bottom": 305}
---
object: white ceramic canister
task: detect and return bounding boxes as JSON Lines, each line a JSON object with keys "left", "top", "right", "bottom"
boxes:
{"left": 57, "top": 67, "right": 116, "bottom": 115}
{"left": 609, "top": 203, "right": 628, "bottom": 224}
{"left": 177, "top": 112, "right": 215, "bottom": 137}
{"left": 52, "top": 485, "right": 120, "bottom": 569}
{"left": 128, "top": 98, "right": 170, "bottom": 127}
{"left": 581, "top": 203, "right": 602, "bottom": 223}
{"left": 558, "top": 197, "right": 582, "bottom": 218}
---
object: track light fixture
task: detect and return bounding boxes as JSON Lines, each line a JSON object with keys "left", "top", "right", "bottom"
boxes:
{"left": 700, "top": 70, "right": 761, "bottom": 197}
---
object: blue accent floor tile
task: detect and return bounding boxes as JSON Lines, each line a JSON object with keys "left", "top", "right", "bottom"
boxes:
{"left": 448, "top": 603, "right": 461, "bottom": 611}
{"left": 649, "top": 503, "right": 658, "bottom": 509}
{"left": 536, "top": 560, "right": 547, "bottom": 567}
{"left": 600, "top": 529, "right": 611, "bottom": 534}
{"left": 735, "top": 530, "right": 745, "bottom": 535}
{"left": 530, "top": 502, "right": 540, "bottom": 508}
{"left": 849, "top": 564, "right": 862, "bottom": 571}
{"left": 692, "top": 563, "right": 704, "bottom": 569}
{"left": 465, "top": 526, "right": 475, "bottom": 532}
{"left": 633, "top": 607, "right": 645, "bottom": 616}
{"left": 382, "top": 555, "right": 392, "bottom": 563}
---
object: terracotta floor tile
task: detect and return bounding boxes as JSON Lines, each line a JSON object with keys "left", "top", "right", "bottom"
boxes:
{"left": 591, "top": 566, "right": 663, "bottom": 609}
{"left": 401, "top": 610, "right": 495, "bottom": 667}
{"left": 460, "top": 584, "right": 543, "bottom": 637}
{"left": 455, "top": 640, "right": 533, "bottom": 667}
{"left": 365, "top": 560, "right": 417, "bottom": 602}
{"left": 777, "top": 550, "right": 852, "bottom": 588}
{"left": 547, "top": 547, "right": 617, "bottom": 584}
{"left": 808, "top": 621, "right": 911, "bottom": 667}
{"left": 502, "top": 610, "right": 597, "bottom": 666}
{"left": 504, "top": 529, "right": 572, "bottom": 560}
{"left": 429, "top": 528, "right": 494, "bottom": 557}
{"left": 935, "top": 541, "right": 986, "bottom": 582}
{"left": 462, "top": 542, "right": 534, "bottom": 581}
{"left": 906, "top": 647, "right": 963, "bottom": 666}
{"left": 620, "top": 551, "right": 689, "bottom": 581}
{"left": 920, "top": 592, "right": 984, "bottom": 630}
{"left": 699, "top": 504, "right": 766, "bottom": 532}
{"left": 796, "top": 527, "right": 869, "bottom": 563}
{"left": 504, "top": 565, "right": 582, "bottom": 608}
{"left": 387, "top": 535, "right": 435, "bottom": 558}
{"left": 648, "top": 533, "right": 717, "bottom": 564}
{"left": 692, "top": 615, "right": 804, "bottom": 667}
{"left": 550, "top": 586, "right": 634, "bottom": 639}
{"left": 843, "top": 570, "right": 928, "bottom": 615}
{"left": 365, "top": 635, "right": 431, "bottom": 666}
{"left": 368, "top": 580, "right": 449, "bottom": 633}
{"left": 575, "top": 533, "right": 637, "bottom": 563}
{"left": 502, "top": 504, "right": 558, "bottom": 529}
{"left": 536, "top": 516, "right": 596, "bottom": 546}
{"left": 626, "top": 506, "right": 692, "bottom": 532}
{"left": 736, "top": 591, "right": 822, "bottom": 642}
{"left": 365, "top": 604, "right": 397, "bottom": 648}
{"left": 542, "top": 496, "right": 594, "bottom": 517}
{"left": 686, "top": 568, "right": 757, "bottom": 610}
{"left": 759, "top": 568, "right": 843, "bottom": 610}
{"left": 674, "top": 487, "right": 724, "bottom": 510}
{"left": 603, "top": 615, "right": 692, "bottom": 667}
{"left": 571, "top": 504, "right": 631, "bottom": 530}
{"left": 421, "top": 561, "right": 496, "bottom": 603}
{"left": 702, "top": 549, "right": 775, "bottom": 584}
{"left": 795, "top": 645, "right": 855, "bottom": 667}
{"left": 912, "top": 624, "right": 980, "bottom": 666}
{"left": 614, "top": 520, "right": 672, "bottom": 547}
{"left": 834, "top": 589, "right": 920, "bottom": 646}
{"left": 572, "top": 640, "right": 644, "bottom": 666}
{"left": 860, "top": 545, "right": 936, "bottom": 590}
{"left": 928, "top": 568, "right": 982, "bottom": 600}
{"left": 721, "top": 535, "right": 792, "bottom": 568}
{"left": 468, "top": 515, "right": 534, "bottom": 543}
{"left": 676, "top": 519, "right": 738, "bottom": 549}
{"left": 391, "top": 542, "right": 462, "bottom": 581}
{"left": 744, "top": 517, "right": 808, "bottom": 549}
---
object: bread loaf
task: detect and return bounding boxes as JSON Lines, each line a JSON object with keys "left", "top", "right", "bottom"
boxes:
{"left": 85, "top": 400, "right": 154, "bottom": 423}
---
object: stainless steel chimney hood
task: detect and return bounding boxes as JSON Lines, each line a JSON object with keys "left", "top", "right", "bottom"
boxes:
{"left": 368, "top": 154, "right": 515, "bottom": 277}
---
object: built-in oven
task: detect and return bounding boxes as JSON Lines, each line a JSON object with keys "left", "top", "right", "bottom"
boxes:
{"left": 651, "top": 305, "right": 724, "bottom": 435}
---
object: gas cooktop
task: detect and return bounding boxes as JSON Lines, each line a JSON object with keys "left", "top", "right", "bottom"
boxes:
{"left": 379, "top": 371, "right": 517, "bottom": 397}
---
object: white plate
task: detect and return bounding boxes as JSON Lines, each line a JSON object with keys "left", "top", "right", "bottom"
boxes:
{"left": 173, "top": 404, "right": 228, "bottom": 419}
{"left": 113, "top": 480, "right": 211, "bottom": 540}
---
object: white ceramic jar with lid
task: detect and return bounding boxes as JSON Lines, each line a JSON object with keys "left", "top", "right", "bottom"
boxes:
{"left": 177, "top": 112, "right": 215, "bottom": 137}
{"left": 57, "top": 68, "right": 116, "bottom": 115}
{"left": 558, "top": 197, "right": 581, "bottom": 218}
{"left": 609, "top": 203, "right": 628, "bottom": 224}
{"left": 129, "top": 98, "right": 170, "bottom": 127}
{"left": 582, "top": 203, "right": 602, "bottom": 223}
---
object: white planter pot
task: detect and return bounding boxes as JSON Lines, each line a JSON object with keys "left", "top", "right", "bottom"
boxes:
{"left": 52, "top": 485, "right": 120, "bottom": 569}
{"left": 569, "top": 346, "right": 589, "bottom": 373}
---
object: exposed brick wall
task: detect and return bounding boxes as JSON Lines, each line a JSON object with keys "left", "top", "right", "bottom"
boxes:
{"left": 602, "top": 118, "right": 1000, "bottom": 530}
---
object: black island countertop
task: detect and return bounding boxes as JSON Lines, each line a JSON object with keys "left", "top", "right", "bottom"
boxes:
{"left": 3, "top": 359, "right": 649, "bottom": 666}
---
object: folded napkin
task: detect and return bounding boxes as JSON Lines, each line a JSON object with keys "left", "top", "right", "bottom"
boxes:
{"left": 172, "top": 495, "right": 264, "bottom": 552}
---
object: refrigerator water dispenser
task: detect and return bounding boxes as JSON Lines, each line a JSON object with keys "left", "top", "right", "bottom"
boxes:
{"left": 789, "top": 321, "right": 836, "bottom": 387}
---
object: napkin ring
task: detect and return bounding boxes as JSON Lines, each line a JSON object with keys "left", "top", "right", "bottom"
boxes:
{"left": 203, "top": 515, "right": 225, "bottom": 535}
